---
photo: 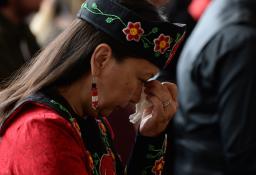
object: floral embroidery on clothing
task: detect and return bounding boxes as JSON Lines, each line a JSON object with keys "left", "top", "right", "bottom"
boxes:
{"left": 152, "top": 156, "right": 165, "bottom": 175}
{"left": 122, "top": 22, "right": 144, "bottom": 42}
{"left": 48, "top": 99, "right": 117, "bottom": 175}
{"left": 154, "top": 34, "right": 172, "bottom": 54}
{"left": 86, "top": 118, "right": 117, "bottom": 175}
{"left": 99, "top": 149, "right": 117, "bottom": 175}
{"left": 140, "top": 134, "right": 168, "bottom": 174}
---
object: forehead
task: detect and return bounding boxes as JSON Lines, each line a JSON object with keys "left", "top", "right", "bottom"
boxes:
{"left": 120, "top": 57, "right": 159, "bottom": 74}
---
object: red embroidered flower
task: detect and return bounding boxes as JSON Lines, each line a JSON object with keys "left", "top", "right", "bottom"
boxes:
{"left": 98, "top": 120, "right": 107, "bottom": 136}
{"left": 122, "top": 22, "right": 144, "bottom": 42}
{"left": 152, "top": 157, "right": 165, "bottom": 175}
{"left": 99, "top": 149, "right": 116, "bottom": 175}
{"left": 154, "top": 34, "right": 171, "bottom": 54}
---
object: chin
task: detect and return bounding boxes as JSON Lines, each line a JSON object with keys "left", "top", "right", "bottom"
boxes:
{"left": 100, "top": 108, "right": 114, "bottom": 116}
{"left": 100, "top": 103, "right": 128, "bottom": 116}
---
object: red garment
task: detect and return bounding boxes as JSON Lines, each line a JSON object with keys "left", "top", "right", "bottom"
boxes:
{"left": 0, "top": 105, "right": 89, "bottom": 175}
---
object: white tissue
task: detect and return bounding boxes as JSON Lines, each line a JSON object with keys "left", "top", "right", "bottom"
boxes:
{"left": 129, "top": 90, "right": 152, "bottom": 124}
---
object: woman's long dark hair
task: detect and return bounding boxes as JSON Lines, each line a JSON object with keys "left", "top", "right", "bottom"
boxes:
{"left": 0, "top": 0, "right": 164, "bottom": 117}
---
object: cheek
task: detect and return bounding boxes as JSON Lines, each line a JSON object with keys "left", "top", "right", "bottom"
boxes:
{"left": 97, "top": 63, "right": 143, "bottom": 108}
{"left": 112, "top": 78, "right": 135, "bottom": 99}
{"left": 100, "top": 74, "right": 138, "bottom": 105}
{"left": 123, "top": 80, "right": 137, "bottom": 95}
{"left": 121, "top": 77, "right": 143, "bottom": 102}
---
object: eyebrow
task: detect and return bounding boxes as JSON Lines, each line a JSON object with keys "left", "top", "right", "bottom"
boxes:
{"left": 144, "top": 73, "right": 157, "bottom": 80}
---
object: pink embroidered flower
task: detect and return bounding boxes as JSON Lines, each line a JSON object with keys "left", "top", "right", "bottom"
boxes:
{"left": 154, "top": 34, "right": 171, "bottom": 54}
{"left": 152, "top": 157, "right": 165, "bottom": 175}
{"left": 122, "top": 22, "right": 144, "bottom": 42}
{"left": 99, "top": 149, "right": 116, "bottom": 175}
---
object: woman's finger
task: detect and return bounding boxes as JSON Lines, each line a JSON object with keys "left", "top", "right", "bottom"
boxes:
{"left": 162, "top": 82, "right": 178, "bottom": 108}
{"left": 145, "top": 80, "right": 171, "bottom": 102}
{"left": 146, "top": 94, "right": 175, "bottom": 122}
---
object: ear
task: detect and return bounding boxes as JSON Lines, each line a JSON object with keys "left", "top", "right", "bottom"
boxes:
{"left": 90, "top": 43, "right": 113, "bottom": 76}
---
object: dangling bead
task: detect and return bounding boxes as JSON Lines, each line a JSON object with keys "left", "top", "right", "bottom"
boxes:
{"left": 91, "top": 77, "right": 98, "bottom": 110}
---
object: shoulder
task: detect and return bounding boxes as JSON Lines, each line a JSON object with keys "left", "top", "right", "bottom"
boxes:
{"left": 15, "top": 104, "right": 84, "bottom": 152}
{"left": 196, "top": 24, "right": 256, "bottom": 72}
{"left": 14, "top": 105, "right": 72, "bottom": 130}
{"left": 1, "top": 105, "right": 88, "bottom": 174}
{"left": 205, "top": 24, "right": 256, "bottom": 58}
{"left": 12, "top": 105, "right": 81, "bottom": 142}
{"left": 0, "top": 103, "right": 83, "bottom": 149}
{"left": 190, "top": 24, "right": 256, "bottom": 87}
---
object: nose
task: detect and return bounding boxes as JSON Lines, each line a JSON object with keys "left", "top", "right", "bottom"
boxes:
{"left": 130, "top": 86, "right": 143, "bottom": 104}
{"left": 130, "top": 95, "right": 140, "bottom": 104}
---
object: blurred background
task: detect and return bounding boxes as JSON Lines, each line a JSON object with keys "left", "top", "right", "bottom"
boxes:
{"left": 30, "top": 0, "right": 84, "bottom": 46}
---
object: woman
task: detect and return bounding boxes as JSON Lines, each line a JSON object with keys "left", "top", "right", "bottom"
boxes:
{"left": 0, "top": 0, "right": 185, "bottom": 174}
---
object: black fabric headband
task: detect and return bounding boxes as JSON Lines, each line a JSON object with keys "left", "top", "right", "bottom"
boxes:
{"left": 77, "top": 0, "right": 186, "bottom": 68}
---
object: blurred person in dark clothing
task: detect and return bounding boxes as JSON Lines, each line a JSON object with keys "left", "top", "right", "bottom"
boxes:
{"left": 165, "top": 0, "right": 196, "bottom": 36}
{"left": 159, "top": 2, "right": 210, "bottom": 172}
{"left": 159, "top": 0, "right": 212, "bottom": 82}
{"left": 172, "top": 0, "right": 256, "bottom": 174}
{"left": 158, "top": 0, "right": 196, "bottom": 83}
{"left": 159, "top": 0, "right": 211, "bottom": 83}
{"left": 0, "top": 0, "right": 41, "bottom": 82}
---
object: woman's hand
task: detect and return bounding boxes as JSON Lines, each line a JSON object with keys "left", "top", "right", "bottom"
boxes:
{"left": 139, "top": 80, "right": 178, "bottom": 137}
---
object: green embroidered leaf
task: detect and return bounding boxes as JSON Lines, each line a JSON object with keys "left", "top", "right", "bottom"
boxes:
{"left": 144, "top": 43, "right": 150, "bottom": 48}
{"left": 154, "top": 52, "right": 161, "bottom": 57}
{"left": 147, "top": 152, "right": 163, "bottom": 159}
{"left": 82, "top": 2, "right": 87, "bottom": 8}
{"left": 165, "top": 53, "right": 169, "bottom": 58}
{"left": 93, "top": 169, "right": 100, "bottom": 175}
{"left": 169, "top": 38, "right": 174, "bottom": 45}
{"left": 148, "top": 145, "right": 155, "bottom": 151}
{"left": 92, "top": 2, "right": 98, "bottom": 9}
{"left": 152, "top": 27, "right": 159, "bottom": 33}
{"left": 69, "top": 117, "right": 74, "bottom": 122}
{"left": 175, "top": 33, "right": 181, "bottom": 41}
{"left": 146, "top": 154, "right": 155, "bottom": 159}
{"left": 106, "top": 17, "right": 114, "bottom": 23}
{"left": 142, "top": 171, "right": 147, "bottom": 175}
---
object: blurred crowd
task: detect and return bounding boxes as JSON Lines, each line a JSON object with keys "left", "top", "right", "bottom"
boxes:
{"left": 0, "top": 0, "right": 84, "bottom": 82}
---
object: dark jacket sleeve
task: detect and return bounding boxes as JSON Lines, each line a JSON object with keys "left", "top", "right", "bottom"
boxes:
{"left": 126, "top": 133, "right": 167, "bottom": 175}
{"left": 217, "top": 38, "right": 256, "bottom": 174}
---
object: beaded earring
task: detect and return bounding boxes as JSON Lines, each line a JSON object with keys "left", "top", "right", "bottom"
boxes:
{"left": 91, "top": 77, "right": 98, "bottom": 110}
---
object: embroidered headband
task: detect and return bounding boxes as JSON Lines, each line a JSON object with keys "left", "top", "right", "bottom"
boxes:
{"left": 77, "top": 0, "right": 186, "bottom": 68}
